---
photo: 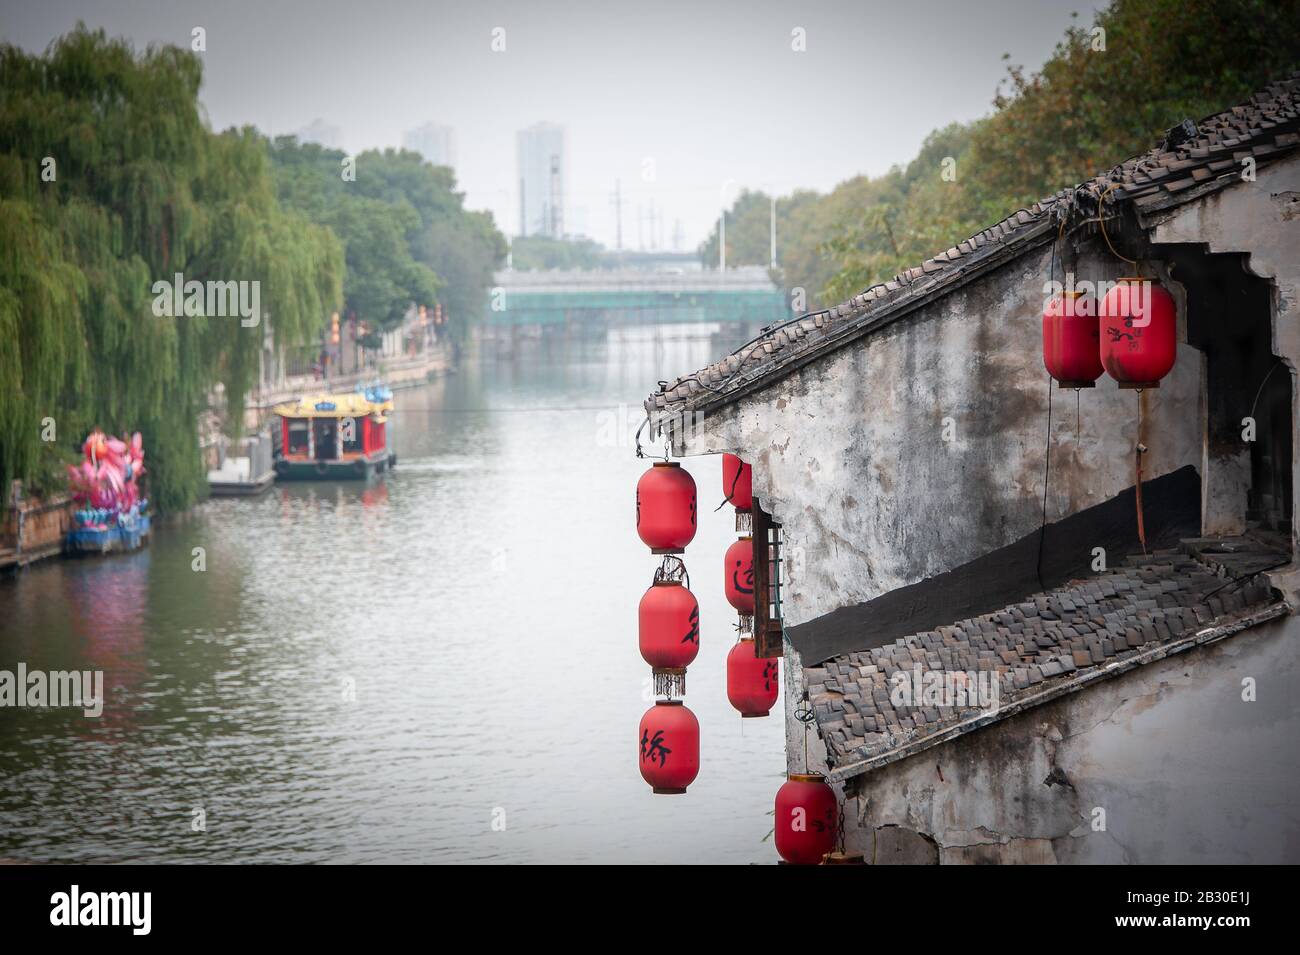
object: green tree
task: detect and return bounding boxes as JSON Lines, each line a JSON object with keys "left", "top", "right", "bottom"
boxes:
{"left": 269, "top": 139, "right": 439, "bottom": 330}
{"left": 697, "top": 190, "right": 778, "bottom": 271}
{"left": 0, "top": 26, "right": 343, "bottom": 512}
{"left": 966, "top": 0, "right": 1300, "bottom": 223}
{"left": 423, "top": 210, "right": 507, "bottom": 352}
{"left": 824, "top": 0, "right": 1300, "bottom": 301}
{"left": 270, "top": 141, "right": 505, "bottom": 348}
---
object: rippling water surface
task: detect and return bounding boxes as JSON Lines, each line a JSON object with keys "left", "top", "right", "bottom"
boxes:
{"left": 0, "top": 328, "right": 785, "bottom": 863}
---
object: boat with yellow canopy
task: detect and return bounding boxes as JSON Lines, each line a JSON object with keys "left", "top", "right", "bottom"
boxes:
{"left": 272, "top": 389, "right": 396, "bottom": 480}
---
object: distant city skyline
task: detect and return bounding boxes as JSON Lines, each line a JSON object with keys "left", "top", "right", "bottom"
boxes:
{"left": 294, "top": 117, "right": 344, "bottom": 150}
{"left": 1, "top": 0, "right": 1101, "bottom": 251}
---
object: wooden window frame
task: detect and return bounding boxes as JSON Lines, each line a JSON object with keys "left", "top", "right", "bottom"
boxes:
{"left": 752, "top": 501, "right": 784, "bottom": 658}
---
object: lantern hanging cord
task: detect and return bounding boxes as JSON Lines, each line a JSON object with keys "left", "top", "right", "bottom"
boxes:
{"left": 795, "top": 695, "right": 816, "bottom": 775}
{"left": 653, "top": 555, "right": 690, "bottom": 591}
{"left": 836, "top": 798, "right": 847, "bottom": 856}
{"left": 634, "top": 412, "right": 672, "bottom": 462}
{"left": 1135, "top": 443, "right": 1148, "bottom": 557}
{"left": 714, "top": 461, "right": 745, "bottom": 512}
{"left": 1248, "top": 359, "right": 1285, "bottom": 424}
{"left": 634, "top": 414, "right": 649, "bottom": 459}
{"left": 1098, "top": 183, "right": 1140, "bottom": 269}
{"left": 1035, "top": 221, "right": 1064, "bottom": 592}
{"left": 1036, "top": 373, "right": 1053, "bottom": 591}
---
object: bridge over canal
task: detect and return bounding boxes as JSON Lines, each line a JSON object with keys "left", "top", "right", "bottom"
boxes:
{"left": 483, "top": 265, "right": 789, "bottom": 329}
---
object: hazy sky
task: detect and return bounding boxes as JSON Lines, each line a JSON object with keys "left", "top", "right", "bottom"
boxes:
{"left": 2, "top": 0, "right": 1100, "bottom": 249}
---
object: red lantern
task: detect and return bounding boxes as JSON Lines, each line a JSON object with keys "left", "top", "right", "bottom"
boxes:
{"left": 638, "top": 700, "right": 699, "bottom": 794}
{"left": 775, "top": 773, "right": 837, "bottom": 865}
{"left": 723, "top": 536, "right": 755, "bottom": 614}
{"left": 1099, "top": 278, "right": 1177, "bottom": 388}
{"left": 636, "top": 462, "right": 697, "bottom": 554}
{"left": 726, "top": 637, "right": 779, "bottom": 717}
{"left": 722, "top": 453, "right": 752, "bottom": 511}
{"left": 639, "top": 580, "right": 700, "bottom": 694}
{"left": 1043, "top": 291, "right": 1102, "bottom": 388}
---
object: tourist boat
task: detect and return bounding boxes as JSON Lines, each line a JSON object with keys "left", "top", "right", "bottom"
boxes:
{"left": 272, "top": 389, "right": 396, "bottom": 481}
{"left": 67, "top": 504, "right": 150, "bottom": 555}
{"left": 64, "top": 430, "right": 151, "bottom": 556}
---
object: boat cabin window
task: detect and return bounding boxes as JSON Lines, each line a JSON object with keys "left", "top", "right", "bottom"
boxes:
{"left": 342, "top": 416, "right": 365, "bottom": 455}
{"left": 286, "top": 419, "right": 310, "bottom": 455}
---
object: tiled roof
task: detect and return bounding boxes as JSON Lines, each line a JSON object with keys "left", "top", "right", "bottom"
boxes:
{"left": 646, "top": 72, "right": 1300, "bottom": 420}
{"left": 803, "top": 537, "right": 1289, "bottom": 782}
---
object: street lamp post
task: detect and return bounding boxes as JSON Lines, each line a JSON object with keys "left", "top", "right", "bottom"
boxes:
{"left": 719, "top": 178, "right": 736, "bottom": 273}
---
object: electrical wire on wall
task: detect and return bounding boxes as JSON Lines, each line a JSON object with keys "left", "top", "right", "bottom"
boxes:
{"left": 1097, "top": 184, "right": 1156, "bottom": 556}
{"left": 1035, "top": 214, "right": 1067, "bottom": 591}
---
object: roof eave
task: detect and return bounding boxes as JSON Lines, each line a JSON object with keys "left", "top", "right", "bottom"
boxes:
{"left": 651, "top": 217, "right": 1059, "bottom": 427}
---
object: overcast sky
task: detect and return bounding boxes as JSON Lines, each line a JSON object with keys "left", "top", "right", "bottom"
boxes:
{"left": 2, "top": 0, "right": 1101, "bottom": 250}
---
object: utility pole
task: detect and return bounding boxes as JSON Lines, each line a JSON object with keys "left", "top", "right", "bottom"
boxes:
{"left": 720, "top": 211, "right": 726, "bottom": 273}
{"left": 719, "top": 179, "right": 735, "bottom": 274}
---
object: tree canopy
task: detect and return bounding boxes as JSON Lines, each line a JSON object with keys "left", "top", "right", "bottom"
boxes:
{"left": 0, "top": 26, "right": 343, "bottom": 511}
{"left": 269, "top": 140, "right": 506, "bottom": 349}
{"left": 702, "top": 0, "right": 1300, "bottom": 308}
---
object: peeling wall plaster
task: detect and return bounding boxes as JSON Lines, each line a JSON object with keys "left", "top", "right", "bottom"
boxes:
{"left": 682, "top": 244, "right": 1204, "bottom": 633}
{"left": 680, "top": 242, "right": 1207, "bottom": 775}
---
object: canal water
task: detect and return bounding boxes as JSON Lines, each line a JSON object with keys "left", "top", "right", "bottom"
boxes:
{"left": 0, "top": 326, "right": 786, "bottom": 864}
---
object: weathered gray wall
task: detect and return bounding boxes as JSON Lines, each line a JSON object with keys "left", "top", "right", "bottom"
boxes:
{"left": 841, "top": 613, "right": 1300, "bottom": 864}
{"left": 681, "top": 244, "right": 1203, "bottom": 631}
{"left": 679, "top": 242, "right": 1206, "bottom": 770}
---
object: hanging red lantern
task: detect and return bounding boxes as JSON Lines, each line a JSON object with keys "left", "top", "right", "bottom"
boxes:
{"left": 724, "top": 536, "right": 755, "bottom": 614}
{"left": 638, "top": 700, "right": 699, "bottom": 794}
{"left": 639, "top": 579, "right": 699, "bottom": 695}
{"left": 1099, "top": 277, "right": 1177, "bottom": 388}
{"left": 636, "top": 462, "right": 697, "bottom": 554}
{"left": 775, "top": 773, "right": 837, "bottom": 865}
{"left": 1043, "top": 290, "right": 1102, "bottom": 388}
{"left": 722, "top": 453, "right": 752, "bottom": 511}
{"left": 726, "top": 637, "right": 778, "bottom": 717}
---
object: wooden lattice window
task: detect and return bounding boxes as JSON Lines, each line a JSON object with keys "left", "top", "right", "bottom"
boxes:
{"left": 752, "top": 502, "right": 784, "bottom": 658}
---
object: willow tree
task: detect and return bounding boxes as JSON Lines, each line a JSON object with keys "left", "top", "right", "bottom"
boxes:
{"left": 0, "top": 26, "right": 343, "bottom": 511}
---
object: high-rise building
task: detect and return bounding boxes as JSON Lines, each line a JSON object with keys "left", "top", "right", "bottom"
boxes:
{"left": 516, "top": 122, "right": 566, "bottom": 238}
{"left": 402, "top": 123, "right": 456, "bottom": 171}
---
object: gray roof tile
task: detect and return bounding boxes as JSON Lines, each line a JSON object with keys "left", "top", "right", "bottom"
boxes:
{"left": 805, "top": 538, "right": 1287, "bottom": 780}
